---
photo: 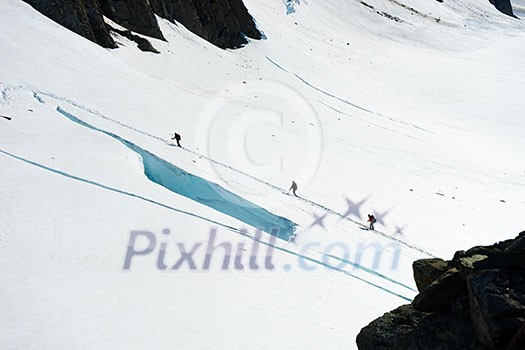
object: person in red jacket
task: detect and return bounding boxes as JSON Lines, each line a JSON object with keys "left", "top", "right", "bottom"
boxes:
{"left": 367, "top": 214, "right": 376, "bottom": 231}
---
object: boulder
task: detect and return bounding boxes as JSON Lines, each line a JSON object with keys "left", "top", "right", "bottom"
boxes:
{"left": 474, "top": 252, "right": 525, "bottom": 271}
{"left": 412, "top": 268, "right": 466, "bottom": 312}
{"left": 412, "top": 258, "right": 449, "bottom": 291}
{"left": 356, "top": 304, "right": 482, "bottom": 350}
{"left": 467, "top": 268, "right": 525, "bottom": 349}
{"left": 459, "top": 254, "right": 488, "bottom": 278}
{"left": 356, "top": 305, "right": 426, "bottom": 350}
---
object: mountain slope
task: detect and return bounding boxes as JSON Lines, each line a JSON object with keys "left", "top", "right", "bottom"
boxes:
{"left": 0, "top": 0, "right": 524, "bottom": 348}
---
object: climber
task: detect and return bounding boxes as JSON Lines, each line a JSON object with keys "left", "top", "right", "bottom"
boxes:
{"left": 289, "top": 181, "right": 298, "bottom": 197}
{"left": 171, "top": 132, "right": 181, "bottom": 147}
{"left": 367, "top": 214, "right": 376, "bottom": 231}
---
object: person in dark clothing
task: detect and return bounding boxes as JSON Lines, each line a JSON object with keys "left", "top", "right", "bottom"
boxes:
{"left": 289, "top": 181, "right": 298, "bottom": 197}
{"left": 171, "top": 132, "right": 181, "bottom": 147}
{"left": 367, "top": 214, "right": 377, "bottom": 231}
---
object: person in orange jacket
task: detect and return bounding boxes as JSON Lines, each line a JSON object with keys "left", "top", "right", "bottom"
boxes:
{"left": 367, "top": 214, "right": 377, "bottom": 231}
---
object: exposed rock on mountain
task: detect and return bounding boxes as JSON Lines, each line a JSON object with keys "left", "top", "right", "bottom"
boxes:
{"left": 489, "top": 0, "right": 517, "bottom": 18}
{"left": 22, "top": 0, "right": 262, "bottom": 50}
{"left": 356, "top": 304, "right": 482, "bottom": 349}
{"left": 151, "top": 0, "right": 262, "bottom": 48}
{"left": 111, "top": 27, "right": 160, "bottom": 53}
{"left": 23, "top": 0, "right": 116, "bottom": 48}
{"left": 413, "top": 258, "right": 449, "bottom": 291}
{"left": 357, "top": 231, "right": 525, "bottom": 350}
{"left": 99, "top": 0, "right": 165, "bottom": 40}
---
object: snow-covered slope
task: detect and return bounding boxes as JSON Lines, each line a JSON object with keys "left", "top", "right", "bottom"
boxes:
{"left": 1, "top": 0, "right": 524, "bottom": 348}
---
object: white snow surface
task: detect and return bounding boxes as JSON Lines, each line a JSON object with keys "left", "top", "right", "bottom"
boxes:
{"left": 1, "top": 0, "right": 524, "bottom": 348}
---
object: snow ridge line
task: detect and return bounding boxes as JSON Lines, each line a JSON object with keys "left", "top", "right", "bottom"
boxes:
{"left": 0, "top": 147, "right": 413, "bottom": 301}
{"left": 319, "top": 100, "right": 418, "bottom": 140}
{"left": 27, "top": 88, "right": 435, "bottom": 257}
{"left": 264, "top": 56, "right": 435, "bottom": 135}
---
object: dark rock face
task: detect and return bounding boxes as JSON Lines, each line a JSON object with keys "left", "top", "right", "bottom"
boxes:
{"left": 356, "top": 305, "right": 482, "bottom": 350}
{"left": 356, "top": 305, "right": 427, "bottom": 350}
{"left": 111, "top": 27, "right": 160, "bottom": 53}
{"left": 508, "top": 321, "right": 525, "bottom": 350}
{"left": 489, "top": 0, "right": 516, "bottom": 17}
{"left": 412, "top": 268, "right": 466, "bottom": 312}
{"left": 468, "top": 268, "right": 525, "bottom": 349}
{"left": 357, "top": 231, "right": 525, "bottom": 350}
{"left": 23, "top": 0, "right": 116, "bottom": 48}
{"left": 99, "top": 0, "right": 165, "bottom": 40}
{"left": 23, "top": 0, "right": 263, "bottom": 50}
{"left": 227, "top": 0, "right": 263, "bottom": 41}
{"left": 413, "top": 258, "right": 449, "bottom": 291}
{"left": 152, "top": 0, "right": 263, "bottom": 49}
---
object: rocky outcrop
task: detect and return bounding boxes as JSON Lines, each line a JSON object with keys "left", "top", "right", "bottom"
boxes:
{"left": 356, "top": 305, "right": 482, "bottom": 350}
{"left": 111, "top": 27, "right": 160, "bottom": 53}
{"left": 357, "top": 231, "right": 525, "bottom": 350}
{"left": 413, "top": 258, "right": 449, "bottom": 291}
{"left": 468, "top": 269, "right": 525, "bottom": 349}
{"left": 99, "top": 0, "right": 165, "bottom": 40}
{"left": 489, "top": 0, "right": 517, "bottom": 18}
{"left": 151, "top": 0, "right": 263, "bottom": 49}
{"left": 412, "top": 268, "right": 466, "bottom": 312}
{"left": 508, "top": 321, "right": 525, "bottom": 350}
{"left": 23, "top": 0, "right": 263, "bottom": 50}
{"left": 22, "top": 0, "right": 116, "bottom": 48}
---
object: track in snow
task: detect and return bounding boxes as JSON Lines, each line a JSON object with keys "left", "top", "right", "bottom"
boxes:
{"left": 265, "top": 56, "right": 435, "bottom": 135}
{"left": 24, "top": 86, "right": 436, "bottom": 258}
{"left": 56, "top": 106, "right": 297, "bottom": 240}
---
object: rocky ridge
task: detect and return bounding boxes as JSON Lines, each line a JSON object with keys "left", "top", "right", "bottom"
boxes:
{"left": 22, "top": 0, "right": 262, "bottom": 50}
{"left": 357, "top": 231, "right": 525, "bottom": 350}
